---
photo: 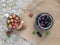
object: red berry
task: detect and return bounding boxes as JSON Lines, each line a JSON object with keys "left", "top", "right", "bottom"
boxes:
{"left": 29, "top": 12, "right": 33, "bottom": 17}
{"left": 12, "top": 14, "right": 16, "bottom": 18}
{"left": 16, "top": 17, "right": 19, "bottom": 20}
{"left": 9, "top": 24, "right": 12, "bottom": 28}
{"left": 7, "top": 20, "right": 10, "bottom": 23}
{"left": 6, "top": 31, "right": 10, "bottom": 34}
{"left": 15, "top": 20, "right": 18, "bottom": 23}
{"left": 9, "top": 30, "right": 13, "bottom": 34}
{"left": 12, "top": 23, "right": 15, "bottom": 26}
{"left": 14, "top": 23, "right": 18, "bottom": 26}
{"left": 9, "top": 15, "right": 12, "bottom": 19}
{"left": 12, "top": 25, "right": 16, "bottom": 28}
{"left": 10, "top": 19, "right": 13, "bottom": 22}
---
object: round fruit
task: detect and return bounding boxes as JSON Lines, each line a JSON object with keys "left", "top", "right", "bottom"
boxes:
{"left": 29, "top": 12, "right": 33, "bottom": 17}
{"left": 11, "top": 19, "right": 13, "bottom": 22}
{"left": 37, "top": 32, "right": 42, "bottom": 37}
{"left": 13, "top": 25, "right": 16, "bottom": 28}
{"left": 9, "top": 30, "right": 13, "bottom": 34}
{"left": 12, "top": 14, "right": 16, "bottom": 18}
{"left": 14, "top": 23, "right": 17, "bottom": 26}
{"left": 6, "top": 31, "right": 10, "bottom": 34}
{"left": 9, "top": 15, "right": 12, "bottom": 19}
{"left": 16, "top": 17, "right": 19, "bottom": 20}
{"left": 9, "top": 24, "right": 12, "bottom": 28}
{"left": 11, "top": 23, "right": 15, "bottom": 26}
{"left": 7, "top": 20, "right": 10, "bottom": 23}
{"left": 15, "top": 20, "right": 18, "bottom": 23}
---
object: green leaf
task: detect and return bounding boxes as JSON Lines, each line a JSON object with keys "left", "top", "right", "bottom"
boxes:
{"left": 6, "top": 34, "right": 11, "bottom": 38}
{"left": 32, "top": 31, "right": 36, "bottom": 35}
{"left": 46, "top": 31, "right": 50, "bottom": 36}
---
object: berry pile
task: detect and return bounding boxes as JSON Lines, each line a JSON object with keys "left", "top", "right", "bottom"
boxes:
{"left": 7, "top": 14, "right": 20, "bottom": 29}
{"left": 39, "top": 15, "right": 51, "bottom": 28}
{"left": 36, "top": 13, "right": 53, "bottom": 30}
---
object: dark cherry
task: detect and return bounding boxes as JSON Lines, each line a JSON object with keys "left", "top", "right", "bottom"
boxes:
{"left": 37, "top": 32, "right": 42, "bottom": 37}
{"left": 9, "top": 30, "right": 13, "bottom": 34}
{"left": 6, "top": 31, "right": 10, "bottom": 34}
{"left": 39, "top": 15, "right": 51, "bottom": 28}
